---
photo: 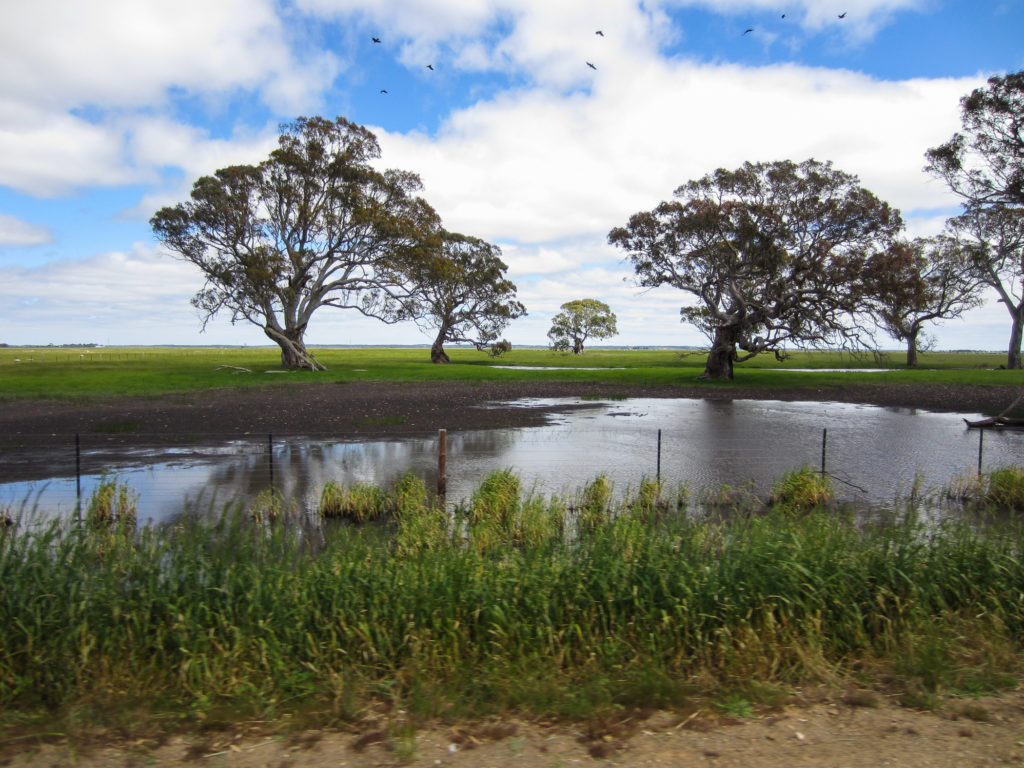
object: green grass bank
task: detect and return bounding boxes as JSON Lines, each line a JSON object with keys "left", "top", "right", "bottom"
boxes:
{"left": 2, "top": 470, "right": 1022, "bottom": 740}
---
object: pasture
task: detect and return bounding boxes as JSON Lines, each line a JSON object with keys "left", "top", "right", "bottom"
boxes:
{"left": 0, "top": 345, "right": 1019, "bottom": 402}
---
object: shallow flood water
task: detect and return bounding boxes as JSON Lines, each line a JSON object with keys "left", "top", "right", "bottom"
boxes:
{"left": 2, "top": 397, "right": 1022, "bottom": 524}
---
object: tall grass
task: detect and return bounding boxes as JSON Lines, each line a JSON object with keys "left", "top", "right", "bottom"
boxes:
{"left": 1, "top": 471, "right": 1022, "bottom": 739}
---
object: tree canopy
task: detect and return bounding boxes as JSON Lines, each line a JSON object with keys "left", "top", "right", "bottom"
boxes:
{"left": 392, "top": 232, "right": 526, "bottom": 363}
{"left": 864, "top": 237, "right": 983, "bottom": 367}
{"left": 926, "top": 71, "right": 1024, "bottom": 369}
{"left": 608, "top": 159, "right": 902, "bottom": 379}
{"left": 946, "top": 206, "right": 1024, "bottom": 369}
{"left": 151, "top": 116, "right": 440, "bottom": 370}
{"left": 925, "top": 71, "right": 1024, "bottom": 209}
{"left": 547, "top": 299, "right": 618, "bottom": 354}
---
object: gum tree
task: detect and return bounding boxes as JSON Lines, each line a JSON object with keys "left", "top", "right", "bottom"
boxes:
{"left": 608, "top": 159, "right": 902, "bottom": 379}
{"left": 947, "top": 206, "right": 1024, "bottom": 369}
{"left": 925, "top": 71, "right": 1024, "bottom": 368}
{"left": 547, "top": 299, "right": 618, "bottom": 354}
{"left": 151, "top": 116, "right": 440, "bottom": 370}
{"left": 393, "top": 232, "right": 526, "bottom": 363}
{"left": 864, "top": 237, "right": 984, "bottom": 367}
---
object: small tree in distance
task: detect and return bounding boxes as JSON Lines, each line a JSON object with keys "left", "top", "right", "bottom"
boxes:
{"left": 864, "top": 237, "right": 984, "bottom": 367}
{"left": 390, "top": 231, "right": 526, "bottom": 363}
{"left": 548, "top": 299, "right": 618, "bottom": 354}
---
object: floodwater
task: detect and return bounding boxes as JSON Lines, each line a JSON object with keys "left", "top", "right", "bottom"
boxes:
{"left": 2, "top": 397, "right": 1023, "bottom": 525}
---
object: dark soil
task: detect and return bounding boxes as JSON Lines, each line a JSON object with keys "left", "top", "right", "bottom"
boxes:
{"left": 1, "top": 379, "right": 1019, "bottom": 444}
{"left": 0, "top": 379, "right": 1019, "bottom": 480}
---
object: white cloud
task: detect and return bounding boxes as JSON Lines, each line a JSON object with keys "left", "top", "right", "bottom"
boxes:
{"left": 0, "top": 214, "right": 53, "bottom": 248}
{"left": 377, "top": 60, "right": 978, "bottom": 244}
{"left": 0, "top": 0, "right": 329, "bottom": 111}
{"left": 0, "top": 0, "right": 337, "bottom": 197}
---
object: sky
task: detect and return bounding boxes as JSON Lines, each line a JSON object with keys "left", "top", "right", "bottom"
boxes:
{"left": 1, "top": 0, "right": 1023, "bottom": 352}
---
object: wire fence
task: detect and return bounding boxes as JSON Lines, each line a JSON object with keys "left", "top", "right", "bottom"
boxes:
{"left": 2, "top": 412, "right": 1023, "bottom": 525}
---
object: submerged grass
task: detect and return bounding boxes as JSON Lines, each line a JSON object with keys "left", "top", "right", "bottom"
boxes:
{"left": 1, "top": 470, "right": 1023, "bottom": 741}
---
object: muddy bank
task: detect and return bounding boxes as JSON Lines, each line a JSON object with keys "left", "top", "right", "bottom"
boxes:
{"left": 0, "top": 380, "right": 1019, "bottom": 448}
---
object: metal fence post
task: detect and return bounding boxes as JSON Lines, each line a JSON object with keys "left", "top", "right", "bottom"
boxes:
{"left": 821, "top": 428, "right": 828, "bottom": 476}
{"left": 656, "top": 429, "right": 662, "bottom": 484}
{"left": 978, "top": 428, "right": 984, "bottom": 476}
{"left": 75, "top": 433, "right": 82, "bottom": 522}
{"left": 268, "top": 433, "right": 274, "bottom": 489}
{"left": 438, "top": 429, "right": 447, "bottom": 497}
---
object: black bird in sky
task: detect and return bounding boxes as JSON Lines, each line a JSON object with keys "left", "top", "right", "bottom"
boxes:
{"left": 380, "top": 89, "right": 388, "bottom": 94}
{"left": 372, "top": 36, "right": 381, "bottom": 43}
{"left": 595, "top": 30, "right": 604, "bottom": 36}
{"left": 426, "top": 64, "right": 434, "bottom": 70}
{"left": 781, "top": 13, "right": 786, "bottom": 18}
{"left": 743, "top": 27, "right": 754, "bottom": 34}
{"left": 838, "top": 12, "right": 846, "bottom": 18}
{"left": 586, "top": 61, "right": 597, "bottom": 70}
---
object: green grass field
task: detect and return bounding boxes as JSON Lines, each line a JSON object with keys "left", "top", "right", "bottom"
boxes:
{"left": 0, "top": 345, "right": 1020, "bottom": 401}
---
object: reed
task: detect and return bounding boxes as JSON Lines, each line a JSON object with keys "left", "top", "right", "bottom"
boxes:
{"left": 1, "top": 471, "right": 1022, "bottom": 740}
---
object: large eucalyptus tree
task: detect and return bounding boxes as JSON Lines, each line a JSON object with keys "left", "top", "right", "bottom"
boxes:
{"left": 609, "top": 159, "right": 902, "bottom": 379}
{"left": 151, "top": 116, "right": 440, "bottom": 370}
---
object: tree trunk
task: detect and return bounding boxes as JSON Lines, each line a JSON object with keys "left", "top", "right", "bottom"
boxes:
{"left": 265, "top": 326, "right": 325, "bottom": 371}
{"left": 701, "top": 326, "right": 738, "bottom": 380}
{"left": 431, "top": 331, "right": 451, "bottom": 364}
{"left": 1008, "top": 305, "right": 1024, "bottom": 370}
{"left": 573, "top": 337, "right": 584, "bottom": 355}
{"left": 905, "top": 327, "right": 919, "bottom": 368}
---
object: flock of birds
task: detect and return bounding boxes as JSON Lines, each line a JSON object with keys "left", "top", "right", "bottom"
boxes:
{"left": 373, "top": 12, "right": 849, "bottom": 94}
{"left": 372, "top": 28, "right": 608, "bottom": 94}
{"left": 745, "top": 10, "right": 846, "bottom": 35}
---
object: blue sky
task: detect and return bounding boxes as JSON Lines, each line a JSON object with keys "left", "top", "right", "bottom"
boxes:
{"left": 1, "top": 0, "right": 1022, "bottom": 350}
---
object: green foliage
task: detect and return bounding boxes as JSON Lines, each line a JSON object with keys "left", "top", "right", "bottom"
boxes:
{"left": 150, "top": 116, "right": 444, "bottom": 371}
{"left": 984, "top": 467, "right": 1024, "bottom": 510}
{"left": 609, "top": 159, "right": 904, "bottom": 379}
{"left": 86, "top": 477, "right": 137, "bottom": 530}
{"left": 547, "top": 299, "right": 618, "bottom": 354}
{"left": 319, "top": 481, "right": 388, "bottom": 522}
{"left": 770, "top": 467, "right": 836, "bottom": 512}
{"left": 1, "top": 476, "right": 1023, "bottom": 738}
{"left": 947, "top": 466, "right": 1024, "bottom": 511}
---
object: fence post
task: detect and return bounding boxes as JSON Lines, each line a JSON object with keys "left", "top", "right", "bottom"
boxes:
{"left": 268, "top": 433, "right": 274, "bottom": 489}
{"left": 978, "top": 428, "right": 984, "bottom": 476}
{"left": 75, "top": 433, "right": 82, "bottom": 522}
{"left": 656, "top": 429, "right": 662, "bottom": 484}
{"left": 820, "top": 428, "right": 828, "bottom": 476}
{"left": 438, "top": 429, "right": 447, "bottom": 497}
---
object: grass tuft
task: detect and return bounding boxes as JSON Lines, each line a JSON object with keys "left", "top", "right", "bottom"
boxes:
{"left": 770, "top": 466, "right": 836, "bottom": 512}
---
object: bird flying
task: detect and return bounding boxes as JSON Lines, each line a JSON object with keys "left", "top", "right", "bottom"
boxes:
{"left": 586, "top": 61, "right": 597, "bottom": 70}
{"left": 380, "top": 89, "right": 388, "bottom": 94}
{"left": 372, "top": 36, "right": 381, "bottom": 43}
{"left": 743, "top": 27, "right": 754, "bottom": 34}
{"left": 595, "top": 30, "right": 604, "bottom": 36}
{"left": 838, "top": 12, "right": 846, "bottom": 18}
{"left": 426, "top": 64, "right": 434, "bottom": 70}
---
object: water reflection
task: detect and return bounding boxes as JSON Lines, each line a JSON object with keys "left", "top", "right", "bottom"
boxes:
{"left": 2, "top": 398, "right": 1022, "bottom": 524}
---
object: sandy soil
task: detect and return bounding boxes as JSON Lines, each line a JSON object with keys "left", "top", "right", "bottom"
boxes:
{"left": 4, "top": 690, "right": 1024, "bottom": 767}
